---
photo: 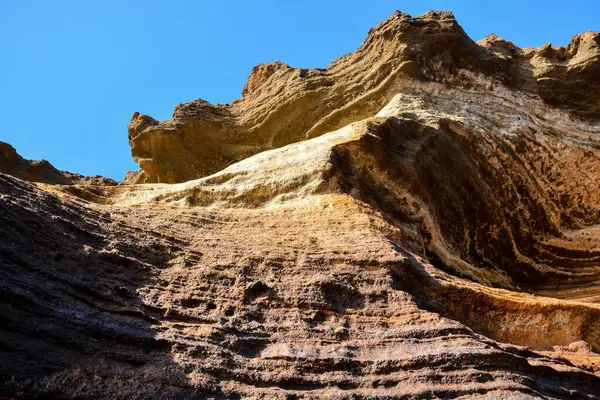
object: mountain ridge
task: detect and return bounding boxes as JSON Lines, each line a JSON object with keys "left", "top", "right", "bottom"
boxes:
{"left": 126, "top": 10, "right": 600, "bottom": 184}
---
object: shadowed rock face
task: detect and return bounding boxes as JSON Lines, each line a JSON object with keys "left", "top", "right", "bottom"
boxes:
{"left": 0, "top": 141, "right": 117, "bottom": 185}
{"left": 127, "top": 10, "right": 600, "bottom": 184}
{"left": 3, "top": 9, "right": 600, "bottom": 399}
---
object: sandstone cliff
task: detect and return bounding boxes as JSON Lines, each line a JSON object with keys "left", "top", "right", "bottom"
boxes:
{"left": 2, "top": 10, "right": 600, "bottom": 399}
{"left": 128, "top": 10, "right": 600, "bottom": 184}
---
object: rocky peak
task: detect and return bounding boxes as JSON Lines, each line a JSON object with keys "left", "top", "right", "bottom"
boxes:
{"left": 360, "top": 10, "right": 464, "bottom": 50}
{"left": 567, "top": 30, "right": 600, "bottom": 58}
{"left": 0, "top": 141, "right": 117, "bottom": 185}
{"left": 127, "top": 112, "right": 159, "bottom": 140}
{"left": 477, "top": 33, "right": 522, "bottom": 57}
{"left": 242, "top": 61, "right": 291, "bottom": 97}
{"left": 0, "top": 141, "right": 21, "bottom": 162}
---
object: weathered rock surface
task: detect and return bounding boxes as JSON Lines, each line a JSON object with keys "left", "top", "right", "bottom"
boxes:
{"left": 128, "top": 10, "right": 600, "bottom": 183}
{"left": 2, "top": 9, "right": 600, "bottom": 399}
{"left": 0, "top": 141, "right": 117, "bottom": 185}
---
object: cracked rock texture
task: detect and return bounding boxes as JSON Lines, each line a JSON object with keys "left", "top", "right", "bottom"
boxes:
{"left": 2, "top": 9, "right": 600, "bottom": 400}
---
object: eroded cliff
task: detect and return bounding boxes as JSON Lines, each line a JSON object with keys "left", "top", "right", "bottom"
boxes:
{"left": 2, "top": 9, "right": 600, "bottom": 399}
{"left": 127, "top": 10, "right": 600, "bottom": 184}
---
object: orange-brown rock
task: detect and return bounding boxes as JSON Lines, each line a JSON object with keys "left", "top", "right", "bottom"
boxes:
{"left": 2, "top": 9, "right": 600, "bottom": 399}
{"left": 128, "top": 10, "right": 600, "bottom": 183}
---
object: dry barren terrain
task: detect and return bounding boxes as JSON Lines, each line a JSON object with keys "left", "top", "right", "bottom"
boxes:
{"left": 2, "top": 10, "right": 600, "bottom": 399}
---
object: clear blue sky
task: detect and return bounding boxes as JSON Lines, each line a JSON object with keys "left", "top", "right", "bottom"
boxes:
{"left": 1, "top": 1, "right": 598, "bottom": 180}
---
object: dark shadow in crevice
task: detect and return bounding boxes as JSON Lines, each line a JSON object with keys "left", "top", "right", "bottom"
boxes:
{"left": 0, "top": 175, "right": 216, "bottom": 398}
{"left": 385, "top": 244, "right": 600, "bottom": 397}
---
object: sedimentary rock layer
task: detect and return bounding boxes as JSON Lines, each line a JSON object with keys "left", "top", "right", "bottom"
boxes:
{"left": 127, "top": 10, "right": 600, "bottom": 183}
{"left": 2, "top": 167, "right": 600, "bottom": 398}
{"left": 2, "top": 9, "right": 600, "bottom": 399}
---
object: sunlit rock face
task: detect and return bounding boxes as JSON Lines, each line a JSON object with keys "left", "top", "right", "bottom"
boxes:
{"left": 2, "top": 10, "right": 600, "bottom": 399}
{"left": 127, "top": 10, "right": 600, "bottom": 184}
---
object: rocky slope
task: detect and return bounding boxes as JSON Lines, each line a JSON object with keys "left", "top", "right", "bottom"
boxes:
{"left": 0, "top": 141, "right": 117, "bottom": 185}
{"left": 2, "top": 9, "right": 600, "bottom": 399}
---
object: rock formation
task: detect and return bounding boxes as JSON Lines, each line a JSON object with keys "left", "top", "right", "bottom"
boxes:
{"left": 0, "top": 141, "right": 117, "bottom": 185}
{"left": 128, "top": 10, "right": 600, "bottom": 184}
{"left": 2, "top": 10, "right": 600, "bottom": 399}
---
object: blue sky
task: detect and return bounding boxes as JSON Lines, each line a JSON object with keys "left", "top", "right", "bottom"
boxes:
{"left": 1, "top": 1, "right": 599, "bottom": 180}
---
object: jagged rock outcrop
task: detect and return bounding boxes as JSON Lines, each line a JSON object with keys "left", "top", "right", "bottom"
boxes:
{"left": 2, "top": 9, "right": 600, "bottom": 399}
{"left": 128, "top": 10, "right": 600, "bottom": 183}
{"left": 0, "top": 141, "right": 117, "bottom": 185}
